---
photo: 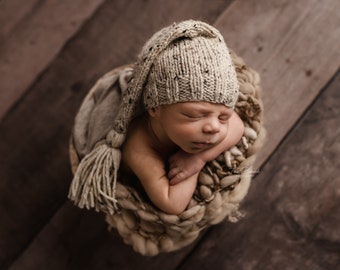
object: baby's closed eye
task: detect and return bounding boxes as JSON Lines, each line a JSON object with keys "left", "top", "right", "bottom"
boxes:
{"left": 182, "top": 112, "right": 204, "bottom": 119}
{"left": 218, "top": 114, "right": 232, "bottom": 121}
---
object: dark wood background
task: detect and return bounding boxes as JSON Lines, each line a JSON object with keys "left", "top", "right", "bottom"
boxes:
{"left": 1, "top": 0, "right": 339, "bottom": 269}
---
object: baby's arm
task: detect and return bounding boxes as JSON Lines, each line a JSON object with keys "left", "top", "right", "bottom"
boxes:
{"left": 122, "top": 129, "right": 198, "bottom": 215}
{"left": 168, "top": 112, "right": 244, "bottom": 185}
{"left": 168, "top": 151, "right": 205, "bottom": 185}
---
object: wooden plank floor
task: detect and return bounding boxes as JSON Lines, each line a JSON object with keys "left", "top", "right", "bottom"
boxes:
{"left": 0, "top": 0, "right": 105, "bottom": 120}
{"left": 1, "top": 0, "right": 339, "bottom": 269}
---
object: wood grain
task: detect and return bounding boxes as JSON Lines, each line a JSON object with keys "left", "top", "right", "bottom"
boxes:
{"left": 0, "top": 0, "right": 105, "bottom": 120}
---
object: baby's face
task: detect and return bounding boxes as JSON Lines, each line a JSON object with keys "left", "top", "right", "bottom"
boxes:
{"left": 155, "top": 101, "right": 233, "bottom": 154}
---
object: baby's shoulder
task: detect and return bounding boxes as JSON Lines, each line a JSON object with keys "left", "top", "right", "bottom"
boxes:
{"left": 123, "top": 117, "right": 153, "bottom": 154}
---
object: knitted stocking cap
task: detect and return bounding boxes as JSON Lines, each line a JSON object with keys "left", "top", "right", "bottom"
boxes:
{"left": 69, "top": 20, "right": 239, "bottom": 214}
{"left": 143, "top": 33, "right": 239, "bottom": 109}
{"left": 113, "top": 19, "right": 239, "bottom": 136}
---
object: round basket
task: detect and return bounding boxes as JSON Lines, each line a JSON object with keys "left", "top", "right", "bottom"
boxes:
{"left": 69, "top": 51, "right": 265, "bottom": 256}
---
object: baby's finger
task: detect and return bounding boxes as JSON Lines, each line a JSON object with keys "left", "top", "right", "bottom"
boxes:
{"left": 169, "top": 172, "right": 185, "bottom": 185}
{"left": 168, "top": 161, "right": 177, "bottom": 169}
{"left": 168, "top": 167, "right": 180, "bottom": 179}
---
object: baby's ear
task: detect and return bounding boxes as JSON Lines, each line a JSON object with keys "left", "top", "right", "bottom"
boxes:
{"left": 148, "top": 107, "right": 160, "bottom": 118}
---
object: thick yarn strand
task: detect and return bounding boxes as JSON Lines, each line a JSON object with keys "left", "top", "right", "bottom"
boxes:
{"left": 68, "top": 144, "right": 120, "bottom": 214}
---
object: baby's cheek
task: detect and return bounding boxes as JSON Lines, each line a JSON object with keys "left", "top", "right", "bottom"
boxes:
{"left": 220, "top": 126, "right": 229, "bottom": 138}
{"left": 176, "top": 125, "right": 198, "bottom": 136}
{"left": 183, "top": 129, "right": 199, "bottom": 139}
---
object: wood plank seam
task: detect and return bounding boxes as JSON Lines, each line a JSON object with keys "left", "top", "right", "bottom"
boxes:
{"left": 0, "top": 0, "right": 106, "bottom": 121}
{"left": 254, "top": 67, "right": 340, "bottom": 174}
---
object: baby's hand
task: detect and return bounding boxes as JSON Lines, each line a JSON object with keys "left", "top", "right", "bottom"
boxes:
{"left": 168, "top": 150, "right": 206, "bottom": 185}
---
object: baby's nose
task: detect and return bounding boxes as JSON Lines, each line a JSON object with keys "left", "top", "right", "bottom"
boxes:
{"left": 203, "top": 119, "right": 220, "bottom": 134}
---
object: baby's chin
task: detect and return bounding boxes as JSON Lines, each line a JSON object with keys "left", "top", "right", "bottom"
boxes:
{"left": 181, "top": 143, "right": 213, "bottom": 154}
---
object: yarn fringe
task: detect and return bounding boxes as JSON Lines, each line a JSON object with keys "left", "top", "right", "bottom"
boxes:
{"left": 68, "top": 143, "right": 121, "bottom": 214}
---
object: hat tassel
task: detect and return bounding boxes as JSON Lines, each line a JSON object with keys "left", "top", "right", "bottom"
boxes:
{"left": 68, "top": 143, "right": 121, "bottom": 214}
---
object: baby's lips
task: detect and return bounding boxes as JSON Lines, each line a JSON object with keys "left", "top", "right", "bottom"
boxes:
{"left": 192, "top": 141, "right": 214, "bottom": 147}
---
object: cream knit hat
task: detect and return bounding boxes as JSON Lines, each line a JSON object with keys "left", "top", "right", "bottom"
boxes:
{"left": 143, "top": 30, "right": 239, "bottom": 109}
{"left": 69, "top": 20, "right": 240, "bottom": 214}
{"left": 114, "top": 19, "right": 239, "bottom": 134}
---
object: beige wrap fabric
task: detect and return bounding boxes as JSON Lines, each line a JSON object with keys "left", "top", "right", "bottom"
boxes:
{"left": 69, "top": 51, "right": 265, "bottom": 256}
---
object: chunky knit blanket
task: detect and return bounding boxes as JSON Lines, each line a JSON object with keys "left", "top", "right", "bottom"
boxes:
{"left": 69, "top": 51, "right": 265, "bottom": 256}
